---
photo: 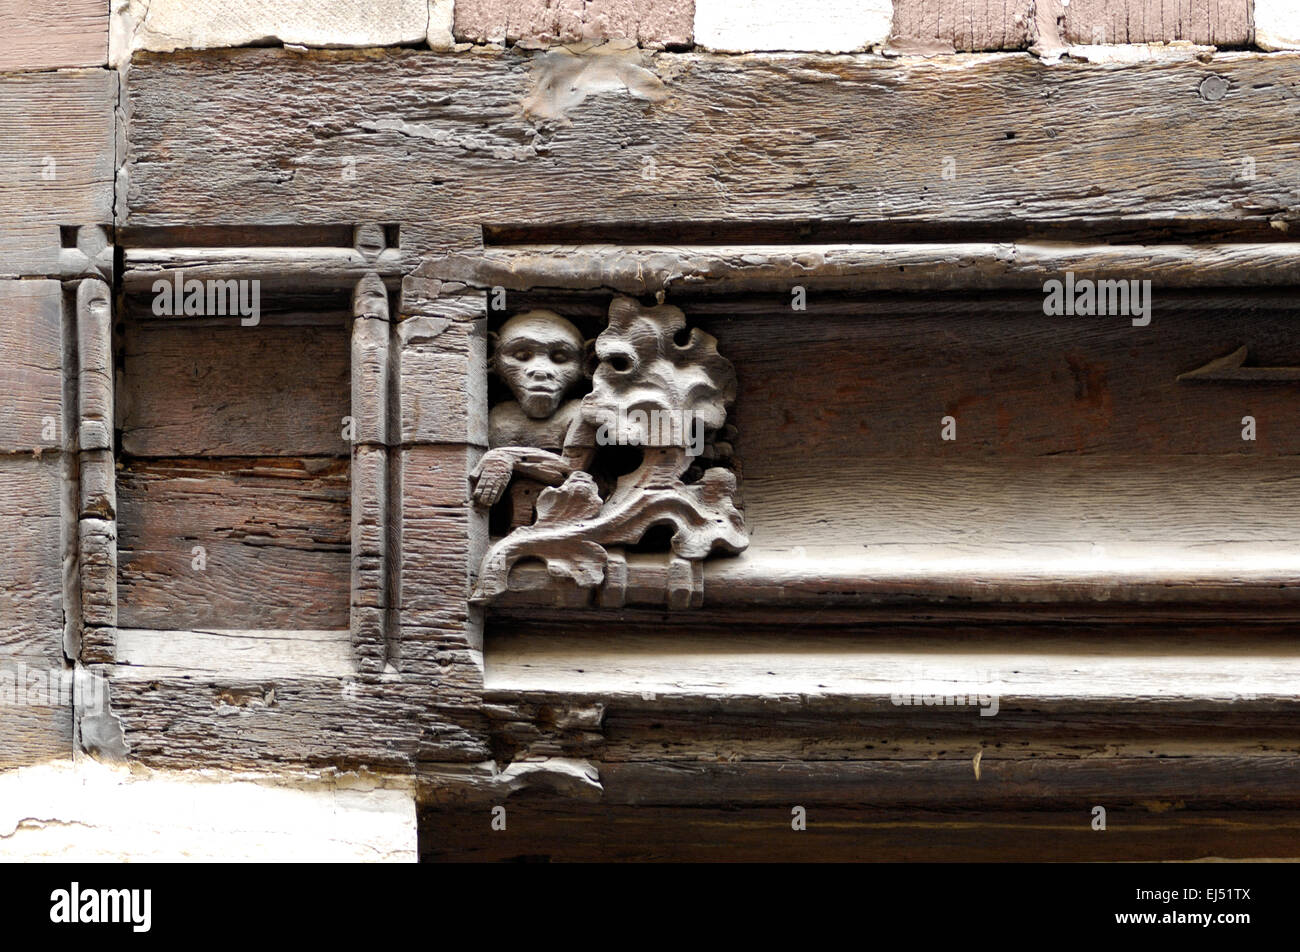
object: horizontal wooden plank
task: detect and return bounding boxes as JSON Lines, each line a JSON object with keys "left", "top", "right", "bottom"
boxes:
{"left": 0, "top": 455, "right": 65, "bottom": 662}
{"left": 0, "top": 0, "right": 108, "bottom": 71}
{"left": 106, "top": 675, "right": 422, "bottom": 771}
{"left": 117, "top": 458, "right": 350, "bottom": 630}
{"left": 0, "top": 705, "right": 72, "bottom": 769}
{"left": 121, "top": 318, "right": 350, "bottom": 456}
{"left": 739, "top": 460, "right": 1300, "bottom": 547}
{"left": 113, "top": 628, "right": 355, "bottom": 678}
{"left": 484, "top": 628, "right": 1300, "bottom": 710}
{"left": 594, "top": 756, "right": 1300, "bottom": 806}
{"left": 420, "top": 804, "right": 1300, "bottom": 861}
{"left": 121, "top": 247, "right": 410, "bottom": 292}
{"left": 0, "top": 280, "right": 63, "bottom": 453}
{"left": 704, "top": 302, "right": 1300, "bottom": 465}
{"left": 124, "top": 49, "right": 1300, "bottom": 253}
{"left": 596, "top": 705, "right": 1300, "bottom": 763}
{"left": 418, "top": 242, "right": 1300, "bottom": 294}
{"left": 500, "top": 540, "right": 1300, "bottom": 611}
{"left": 0, "top": 70, "right": 115, "bottom": 276}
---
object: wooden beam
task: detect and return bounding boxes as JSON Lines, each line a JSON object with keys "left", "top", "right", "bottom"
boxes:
{"left": 415, "top": 242, "right": 1300, "bottom": 295}
{"left": 0, "top": 0, "right": 108, "bottom": 71}
{"left": 124, "top": 49, "right": 1300, "bottom": 257}
{"left": 0, "top": 71, "right": 115, "bottom": 277}
{"left": 122, "top": 247, "right": 412, "bottom": 292}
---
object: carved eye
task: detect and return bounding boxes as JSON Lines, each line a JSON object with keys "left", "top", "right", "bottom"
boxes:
{"left": 511, "top": 349, "right": 532, "bottom": 361}
{"left": 550, "top": 350, "right": 570, "bottom": 364}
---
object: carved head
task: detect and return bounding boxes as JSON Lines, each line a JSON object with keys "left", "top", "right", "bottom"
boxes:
{"left": 491, "top": 310, "right": 588, "bottom": 419}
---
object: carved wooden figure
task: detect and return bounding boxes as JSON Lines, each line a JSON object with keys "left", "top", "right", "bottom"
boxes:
{"left": 469, "top": 296, "right": 748, "bottom": 606}
{"left": 473, "top": 309, "right": 592, "bottom": 530}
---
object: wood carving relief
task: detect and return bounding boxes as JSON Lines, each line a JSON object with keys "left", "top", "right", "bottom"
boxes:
{"left": 469, "top": 296, "right": 748, "bottom": 607}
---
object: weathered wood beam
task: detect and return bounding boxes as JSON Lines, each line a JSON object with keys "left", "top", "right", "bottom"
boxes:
{"left": 352, "top": 270, "right": 392, "bottom": 675}
{"left": 0, "top": 71, "right": 115, "bottom": 277}
{"left": 414, "top": 242, "right": 1300, "bottom": 296}
{"left": 497, "top": 541, "right": 1300, "bottom": 612}
{"left": 113, "top": 628, "right": 356, "bottom": 680}
{"left": 484, "top": 628, "right": 1300, "bottom": 713}
{"left": 121, "top": 246, "right": 413, "bottom": 292}
{"left": 76, "top": 276, "right": 116, "bottom": 665}
{"left": 420, "top": 804, "right": 1300, "bottom": 862}
{"left": 125, "top": 49, "right": 1300, "bottom": 258}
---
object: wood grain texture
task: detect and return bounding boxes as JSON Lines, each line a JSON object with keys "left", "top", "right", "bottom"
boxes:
{"left": 121, "top": 318, "right": 350, "bottom": 457}
{"left": 0, "top": 0, "right": 108, "bottom": 71}
{"left": 76, "top": 277, "right": 112, "bottom": 453}
{"left": 123, "top": 49, "right": 1300, "bottom": 254}
{"left": 890, "top": 0, "right": 1035, "bottom": 52}
{"left": 0, "top": 708, "right": 72, "bottom": 769}
{"left": 397, "top": 312, "right": 489, "bottom": 447}
{"left": 116, "top": 458, "right": 350, "bottom": 630}
{"left": 701, "top": 300, "right": 1300, "bottom": 466}
{"left": 418, "top": 242, "right": 1300, "bottom": 295}
{"left": 485, "top": 627, "right": 1300, "bottom": 712}
{"left": 1063, "top": 0, "right": 1252, "bottom": 46}
{"left": 0, "top": 70, "right": 115, "bottom": 277}
{"left": 106, "top": 675, "right": 419, "bottom": 771}
{"left": 0, "top": 455, "right": 64, "bottom": 663}
{"left": 0, "top": 280, "right": 63, "bottom": 454}
{"left": 122, "top": 247, "right": 410, "bottom": 292}
{"left": 398, "top": 445, "right": 487, "bottom": 637}
{"left": 421, "top": 804, "right": 1300, "bottom": 861}
{"left": 352, "top": 446, "right": 388, "bottom": 673}
{"left": 114, "top": 628, "right": 355, "bottom": 679}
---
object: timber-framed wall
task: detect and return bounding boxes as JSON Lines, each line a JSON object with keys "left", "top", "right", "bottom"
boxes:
{"left": 6, "top": 1, "right": 1300, "bottom": 860}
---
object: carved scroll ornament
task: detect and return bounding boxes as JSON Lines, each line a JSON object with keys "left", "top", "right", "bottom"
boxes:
{"left": 468, "top": 296, "right": 748, "bottom": 605}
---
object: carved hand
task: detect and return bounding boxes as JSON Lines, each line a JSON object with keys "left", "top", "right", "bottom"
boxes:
{"left": 470, "top": 447, "right": 575, "bottom": 507}
{"left": 469, "top": 451, "right": 515, "bottom": 507}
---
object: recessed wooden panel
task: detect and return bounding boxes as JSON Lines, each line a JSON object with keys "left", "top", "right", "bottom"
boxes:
{"left": 701, "top": 298, "right": 1300, "bottom": 468}
{"left": 116, "top": 458, "right": 350, "bottom": 630}
{"left": 122, "top": 317, "right": 350, "bottom": 457}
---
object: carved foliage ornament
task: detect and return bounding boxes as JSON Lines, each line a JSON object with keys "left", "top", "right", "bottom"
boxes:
{"left": 469, "top": 296, "right": 748, "bottom": 604}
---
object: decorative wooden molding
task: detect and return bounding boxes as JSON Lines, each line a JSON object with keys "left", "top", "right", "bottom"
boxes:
{"left": 1178, "top": 346, "right": 1300, "bottom": 382}
{"left": 122, "top": 244, "right": 412, "bottom": 292}
{"left": 469, "top": 296, "right": 747, "bottom": 606}
{"left": 59, "top": 224, "right": 113, "bottom": 282}
{"left": 351, "top": 269, "right": 393, "bottom": 676}
{"left": 75, "top": 272, "right": 117, "bottom": 665}
{"left": 419, "top": 242, "right": 1300, "bottom": 296}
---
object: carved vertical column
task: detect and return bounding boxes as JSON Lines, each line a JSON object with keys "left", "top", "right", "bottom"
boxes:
{"left": 75, "top": 274, "right": 116, "bottom": 665}
{"left": 395, "top": 274, "right": 490, "bottom": 757}
{"left": 351, "top": 266, "right": 391, "bottom": 678}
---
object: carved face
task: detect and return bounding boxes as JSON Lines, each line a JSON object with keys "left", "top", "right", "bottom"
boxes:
{"left": 493, "top": 310, "right": 586, "bottom": 419}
